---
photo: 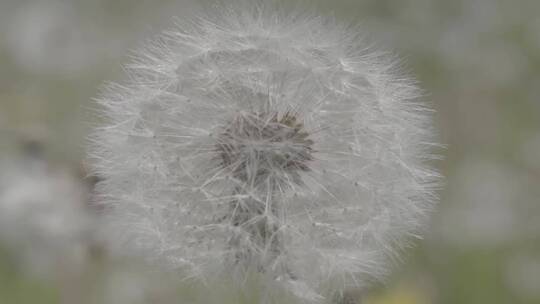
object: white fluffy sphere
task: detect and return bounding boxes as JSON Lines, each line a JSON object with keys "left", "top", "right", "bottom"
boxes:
{"left": 89, "top": 2, "right": 440, "bottom": 301}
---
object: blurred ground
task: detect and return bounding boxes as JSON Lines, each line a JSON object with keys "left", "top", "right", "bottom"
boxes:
{"left": 1, "top": 0, "right": 539, "bottom": 303}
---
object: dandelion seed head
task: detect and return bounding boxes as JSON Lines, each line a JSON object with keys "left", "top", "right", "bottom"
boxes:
{"left": 89, "top": 1, "right": 441, "bottom": 301}
{"left": 216, "top": 109, "right": 314, "bottom": 184}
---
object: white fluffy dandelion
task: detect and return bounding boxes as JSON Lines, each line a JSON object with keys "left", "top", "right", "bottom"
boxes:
{"left": 89, "top": 1, "right": 440, "bottom": 301}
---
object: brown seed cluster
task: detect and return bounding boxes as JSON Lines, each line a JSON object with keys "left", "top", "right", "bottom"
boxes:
{"left": 216, "top": 110, "right": 314, "bottom": 184}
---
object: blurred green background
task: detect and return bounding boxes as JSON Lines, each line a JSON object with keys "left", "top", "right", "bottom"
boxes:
{"left": 1, "top": 0, "right": 539, "bottom": 303}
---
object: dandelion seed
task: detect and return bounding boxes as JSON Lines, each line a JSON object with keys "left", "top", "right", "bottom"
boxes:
{"left": 89, "top": 1, "right": 440, "bottom": 301}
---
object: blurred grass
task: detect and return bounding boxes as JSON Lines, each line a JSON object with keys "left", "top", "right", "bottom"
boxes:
{"left": 0, "top": 248, "right": 59, "bottom": 304}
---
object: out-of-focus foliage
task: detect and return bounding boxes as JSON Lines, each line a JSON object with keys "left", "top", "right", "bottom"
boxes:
{"left": 0, "top": 248, "right": 59, "bottom": 304}
{"left": 1, "top": 0, "right": 539, "bottom": 303}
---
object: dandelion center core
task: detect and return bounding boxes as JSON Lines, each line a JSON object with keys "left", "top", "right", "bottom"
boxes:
{"left": 216, "top": 111, "right": 314, "bottom": 183}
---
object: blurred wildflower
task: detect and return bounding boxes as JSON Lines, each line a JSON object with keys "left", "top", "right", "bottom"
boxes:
{"left": 0, "top": 139, "right": 94, "bottom": 277}
{"left": 89, "top": 1, "right": 440, "bottom": 301}
{"left": 5, "top": 1, "right": 99, "bottom": 75}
